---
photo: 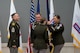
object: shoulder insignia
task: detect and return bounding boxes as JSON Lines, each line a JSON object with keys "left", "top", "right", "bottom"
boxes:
{"left": 12, "top": 22, "right": 15, "bottom": 26}
{"left": 11, "top": 27, "right": 15, "bottom": 32}
{"left": 57, "top": 24, "right": 62, "bottom": 29}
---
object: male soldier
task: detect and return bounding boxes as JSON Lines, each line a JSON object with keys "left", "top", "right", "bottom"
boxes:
{"left": 31, "top": 13, "right": 49, "bottom": 53}
{"left": 7, "top": 13, "right": 20, "bottom": 53}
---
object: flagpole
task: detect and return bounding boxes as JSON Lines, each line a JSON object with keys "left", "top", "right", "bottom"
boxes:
{"left": 18, "top": 31, "right": 23, "bottom": 53}
{"left": 0, "top": 31, "right": 2, "bottom": 53}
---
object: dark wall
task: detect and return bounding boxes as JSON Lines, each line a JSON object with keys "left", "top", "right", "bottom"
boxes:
{"left": 0, "top": 0, "right": 80, "bottom": 43}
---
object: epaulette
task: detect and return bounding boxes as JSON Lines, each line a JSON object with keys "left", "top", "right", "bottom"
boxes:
{"left": 11, "top": 21, "right": 16, "bottom": 26}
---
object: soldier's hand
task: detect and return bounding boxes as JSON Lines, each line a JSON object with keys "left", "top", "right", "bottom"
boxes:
{"left": 47, "top": 21, "right": 51, "bottom": 25}
{"left": 49, "top": 43, "right": 53, "bottom": 46}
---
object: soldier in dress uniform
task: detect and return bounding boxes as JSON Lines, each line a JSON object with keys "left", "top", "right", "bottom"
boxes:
{"left": 7, "top": 13, "right": 20, "bottom": 53}
{"left": 47, "top": 15, "right": 65, "bottom": 53}
{"left": 31, "top": 13, "right": 49, "bottom": 53}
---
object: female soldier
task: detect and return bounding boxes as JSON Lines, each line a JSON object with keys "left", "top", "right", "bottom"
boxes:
{"left": 47, "top": 15, "right": 65, "bottom": 53}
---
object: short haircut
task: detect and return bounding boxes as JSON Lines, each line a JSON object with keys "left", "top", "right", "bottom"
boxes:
{"left": 54, "top": 15, "right": 60, "bottom": 19}
{"left": 35, "top": 13, "right": 41, "bottom": 16}
{"left": 11, "top": 13, "right": 17, "bottom": 18}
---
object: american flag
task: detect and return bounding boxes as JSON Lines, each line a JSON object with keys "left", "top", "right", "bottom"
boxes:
{"left": 26, "top": 0, "right": 35, "bottom": 53}
{"left": 30, "top": 0, "right": 35, "bottom": 24}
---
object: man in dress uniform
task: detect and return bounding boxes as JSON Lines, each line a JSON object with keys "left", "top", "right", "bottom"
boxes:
{"left": 31, "top": 13, "right": 49, "bottom": 53}
{"left": 7, "top": 13, "right": 20, "bottom": 53}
